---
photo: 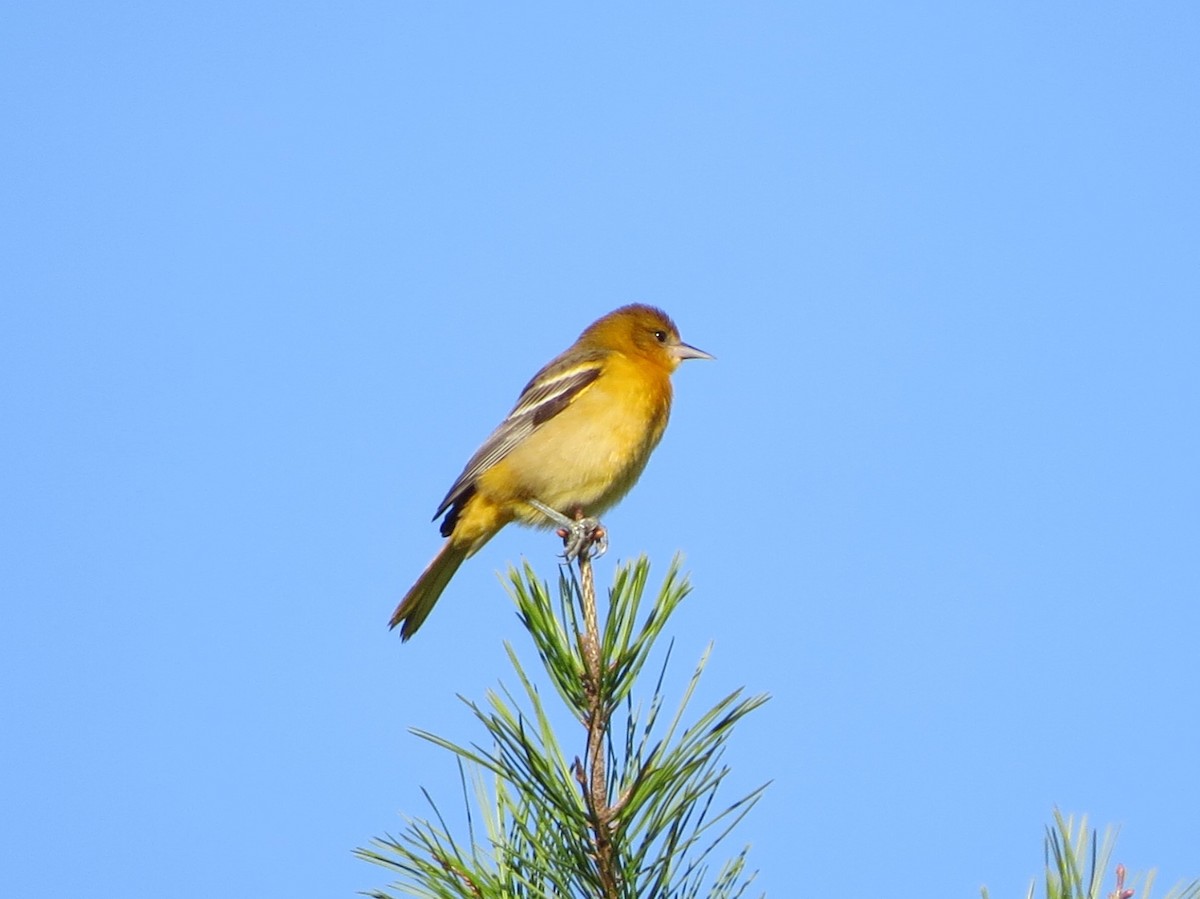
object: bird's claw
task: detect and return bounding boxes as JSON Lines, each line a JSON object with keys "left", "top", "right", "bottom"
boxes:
{"left": 558, "top": 518, "right": 607, "bottom": 562}
{"left": 529, "top": 498, "right": 607, "bottom": 562}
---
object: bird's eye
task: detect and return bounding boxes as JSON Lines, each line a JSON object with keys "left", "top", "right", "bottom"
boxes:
{"left": 653, "top": 330, "right": 668, "bottom": 343}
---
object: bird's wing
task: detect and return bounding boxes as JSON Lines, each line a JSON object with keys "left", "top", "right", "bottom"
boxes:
{"left": 432, "top": 350, "right": 605, "bottom": 521}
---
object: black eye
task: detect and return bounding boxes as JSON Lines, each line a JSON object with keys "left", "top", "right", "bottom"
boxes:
{"left": 653, "top": 330, "right": 668, "bottom": 343}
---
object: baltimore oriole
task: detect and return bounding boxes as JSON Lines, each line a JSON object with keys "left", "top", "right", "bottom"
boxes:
{"left": 390, "top": 304, "right": 712, "bottom": 640}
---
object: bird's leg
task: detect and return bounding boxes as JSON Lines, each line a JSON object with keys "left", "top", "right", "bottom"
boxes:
{"left": 527, "top": 499, "right": 607, "bottom": 562}
{"left": 573, "top": 507, "right": 608, "bottom": 561}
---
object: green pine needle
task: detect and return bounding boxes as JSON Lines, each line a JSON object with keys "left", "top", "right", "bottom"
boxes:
{"left": 359, "top": 554, "right": 769, "bottom": 899}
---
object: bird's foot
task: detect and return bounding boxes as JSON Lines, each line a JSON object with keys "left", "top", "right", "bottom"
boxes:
{"left": 528, "top": 499, "right": 608, "bottom": 562}
{"left": 560, "top": 517, "right": 606, "bottom": 562}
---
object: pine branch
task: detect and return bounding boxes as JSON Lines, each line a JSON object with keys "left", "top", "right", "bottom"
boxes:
{"left": 358, "top": 553, "right": 768, "bottom": 898}
{"left": 575, "top": 552, "right": 621, "bottom": 896}
{"left": 982, "top": 811, "right": 1200, "bottom": 899}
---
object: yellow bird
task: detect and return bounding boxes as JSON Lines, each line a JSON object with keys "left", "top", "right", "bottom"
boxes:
{"left": 390, "top": 304, "right": 712, "bottom": 640}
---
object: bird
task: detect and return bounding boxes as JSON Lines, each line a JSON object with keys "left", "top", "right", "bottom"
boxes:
{"left": 389, "top": 303, "right": 713, "bottom": 640}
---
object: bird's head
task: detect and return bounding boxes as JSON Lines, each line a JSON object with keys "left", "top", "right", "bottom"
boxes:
{"left": 583, "top": 304, "right": 714, "bottom": 373}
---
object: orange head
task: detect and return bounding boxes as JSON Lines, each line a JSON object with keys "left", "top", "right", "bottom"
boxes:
{"left": 578, "top": 304, "right": 713, "bottom": 373}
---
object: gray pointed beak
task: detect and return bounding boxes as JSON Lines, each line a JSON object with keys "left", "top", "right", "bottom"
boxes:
{"left": 671, "top": 341, "right": 715, "bottom": 361}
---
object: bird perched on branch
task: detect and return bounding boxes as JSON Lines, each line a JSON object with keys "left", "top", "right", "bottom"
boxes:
{"left": 389, "top": 303, "right": 712, "bottom": 640}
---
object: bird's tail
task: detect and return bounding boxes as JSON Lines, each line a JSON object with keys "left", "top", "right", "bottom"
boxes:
{"left": 389, "top": 540, "right": 470, "bottom": 640}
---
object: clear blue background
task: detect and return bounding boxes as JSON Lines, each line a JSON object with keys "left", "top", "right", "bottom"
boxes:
{"left": 3, "top": 4, "right": 1197, "bottom": 896}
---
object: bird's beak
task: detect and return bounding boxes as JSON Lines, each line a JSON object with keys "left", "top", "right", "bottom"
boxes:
{"left": 671, "top": 341, "right": 715, "bottom": 362}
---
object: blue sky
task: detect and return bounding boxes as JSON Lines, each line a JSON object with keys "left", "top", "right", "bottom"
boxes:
{"left": 3, "top": 3, "right": 1198, "bottom": 896}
